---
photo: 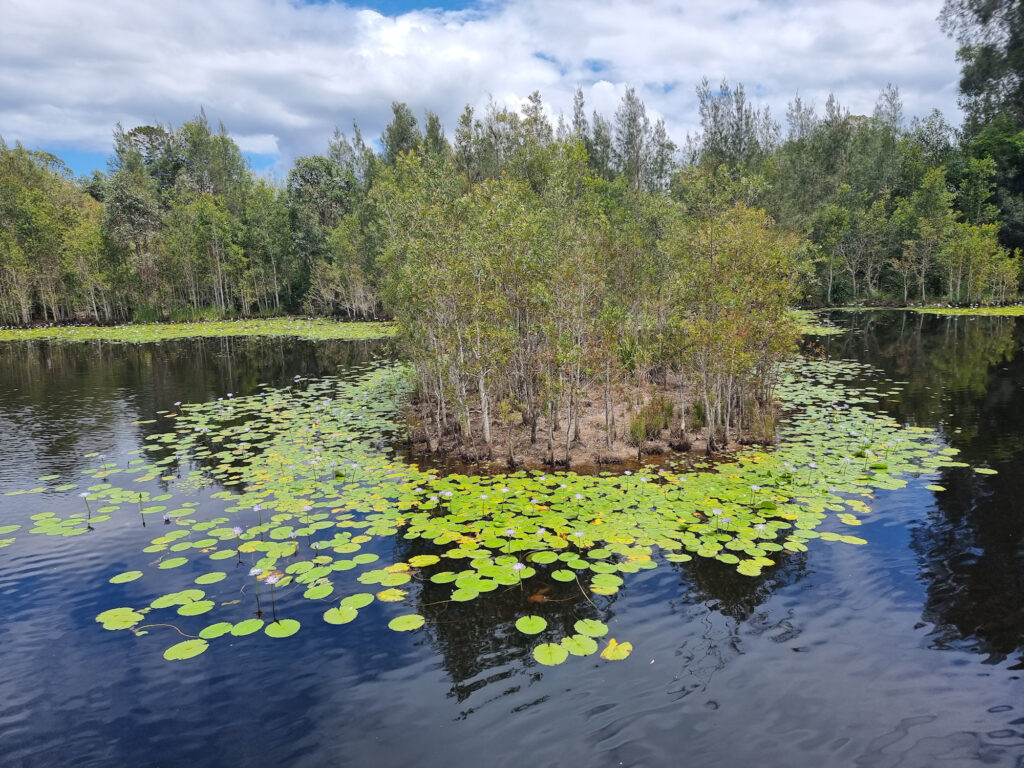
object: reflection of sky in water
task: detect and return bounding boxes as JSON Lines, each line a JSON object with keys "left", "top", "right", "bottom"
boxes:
{"left": 1, "top": 321, "right": 1023, "bottom": 767}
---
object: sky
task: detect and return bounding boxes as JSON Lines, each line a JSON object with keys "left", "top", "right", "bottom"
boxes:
{"left": 1, "top": 0, "right": 961, "bottom": 178}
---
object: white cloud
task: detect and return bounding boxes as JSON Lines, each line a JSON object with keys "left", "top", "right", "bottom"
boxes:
{"left": 232, "top": 133, "right": 280, "bottom": 155}
{"left": 0, "top": 0, "right": 960, "bottom": 171}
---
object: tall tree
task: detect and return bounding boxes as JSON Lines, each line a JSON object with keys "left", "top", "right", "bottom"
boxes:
{"left": 381, "top": 102, "right": 422, "bottom": 164}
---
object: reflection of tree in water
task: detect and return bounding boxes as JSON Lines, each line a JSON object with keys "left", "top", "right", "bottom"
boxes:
{"left": 822, "top": 311, "right": 1018, "bottom": 431}
{"left": 910, "top": 353, "right": 1024, "bottom": 667}
{"left": 389, "top": 534, "right": 616, "bottom": 707}
{"left": 827, "top": 311, "right": 1024, "bottom": 667}
{"left": 663, "top": 553, "right": 809, "bottom": 699}
{"left": 0, "top": 336, "right": 385, "bottom": 484}
{"left": 390, "top": 523, "right": 809, "bottom": 709}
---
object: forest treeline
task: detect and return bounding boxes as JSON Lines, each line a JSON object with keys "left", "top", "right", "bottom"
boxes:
{"left": 5, "top": 55, "right": 1024, "bottom": 327}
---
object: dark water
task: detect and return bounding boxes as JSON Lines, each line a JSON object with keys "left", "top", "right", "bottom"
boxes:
{"left": 1, "top": 319, "right": 1022, "bottom": 768}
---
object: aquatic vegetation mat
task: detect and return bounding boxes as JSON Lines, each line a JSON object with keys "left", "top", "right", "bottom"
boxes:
{"left": 1, "top": 356, "right": 983, "bottom": 665}
{"left": 791, "top": 309, "right": 844, "bottom": 335}
{"left": 0, "top": 317, "right": 394, "bottom": 343}
{"left": 832, "top": 305, "right": 1024, "bottom": 317}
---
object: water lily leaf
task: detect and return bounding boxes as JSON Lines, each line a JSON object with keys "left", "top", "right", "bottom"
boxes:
{"left": 408, "top": 554, "right": 439, "bottom": 567}
{"left": 303, "top": 583, "right": 334, "bottom": 600}
{"left": 199, "top": 622, "right": 233, "bottom": 639}
{"left": 195, "top": 572, "right": 227, "bottom": 585}
{"left": 230, "top": 618, "right": 265, "bottom": 636}
{"left": 96, "top": 607, "right": 144, "bottom": 630}
{"left": 323, "top": 606, "right": 358, "bottom": 625}
{"left": 265, "top": 619, "right": 301, "bottom": 638}
{"left": 515, "top": 615, "right": 547, "bottom": 635}
{"left": 376, "top": 588, "right": 407, "bottom": 602}
{"left": 599, "top": 638, "right": 633, "bottom": 661}
{"left": 533, "top": 642, "right": 569, "bottom": 666}
{"left": 974, "top": 467, "right": 998, "bottom": 475}
{"left": 388, "top": 614, "right": 425, "bottom": 631}
{"left": 340, "top": 593, "right": 374, "bottom": 609}
{"left": 561, "top": 634, "right": 598, "bottom": 656}
{"left": 164, "top": 639, "right": 209, "bottom": 660}
{"left": 158, "top": 557, "right": 188, "bottom": 569}
{"left": 109, "top": 570, "right": 144, "bottom": 584}
{"left": 574, "top": 619, "right": 608, "bottom": 638}
{"left": 177, "top": 600, "right": 215, "bottom": 616}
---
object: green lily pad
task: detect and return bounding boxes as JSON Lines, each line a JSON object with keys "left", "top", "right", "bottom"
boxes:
{"left": 198, "top": 622, "right": 234, "bottom": 639}
{"left": 158, "top": 557, "right": 188, "bottom": 569}
{"left": 230, "top": 618, "right": 265, "bottom": 636}
{"left": 265, "top": 619, "right": 301, "bottom": 638}
{"left": 388, "top": 614, "right": 425, "bottom": 631}
{"left": 177, "top": 600, "right": 215, "bottom": 616}
{"left": 195, "top": 572, "right": 227, "bottom": 585}
{"left": 533, "top": 642, "right": 569, "bottom": 666}
{"left": 96, "top": 607, "right": 144, "bottom": 630}
{"left": 574, "top": 619, "right": 608, "bottom": 638}
{"left": 163, "top": 639, "right": 209, "bottom": 661}
{"left": 324, "top": 605, "right": 359, "bottom": 625}
{"left": 561, "top": 634, "right": 598, "bottom": 656}
{"left": 109, "top": 570, "right": 144, "bottom": 584}
{"left": 340, "top": 593, "right": 375, "bottom": 609}
{"left": 515, "top": 615, "right": 547, "bottom": 635}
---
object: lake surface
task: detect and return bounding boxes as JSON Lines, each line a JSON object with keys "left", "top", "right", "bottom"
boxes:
{"left": 1, "top": 314, "right": 1022, "bottom": 768}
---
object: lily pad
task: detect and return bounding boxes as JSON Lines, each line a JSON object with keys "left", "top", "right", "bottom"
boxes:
{"left": 265, "top": 619, "right": 301, "bottom": 638}
{"left": 515, "top": 615, "right": 547, "bottom": 635}
{"left": 163, "top": 639, "right": 209, "bottom": 661}
{"left": 533, "top": 642, "right": 569, "bottom": 666}
{"left": 388, "top": 614, "right": 425, "bottom": 632}
{"left": 109, "top": 570, "right": 144, "bottom": 584}
{"left": 574, "top": 619, "right": 608, "bottom": 638}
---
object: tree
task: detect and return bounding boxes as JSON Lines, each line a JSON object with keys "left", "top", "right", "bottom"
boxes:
{"left": 613, "top": 86, "right": 650, "bottom": 191}
{"left": 381, "top": 102, "right": 422, "bottom": 165}
{"left": 941, "top": 0, "right": 1024, "bottom": 132}
{"left": 423, "top": 111, "right": 449, "bottom": 157}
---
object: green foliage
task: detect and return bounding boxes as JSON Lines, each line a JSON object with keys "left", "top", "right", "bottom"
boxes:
{"left": 628, "top": 396, "right": 674, "bottom": 445}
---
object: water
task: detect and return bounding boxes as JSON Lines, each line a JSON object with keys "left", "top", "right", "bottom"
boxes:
{"left": 0, "top": 317, "right": 1022, "bottom": 767}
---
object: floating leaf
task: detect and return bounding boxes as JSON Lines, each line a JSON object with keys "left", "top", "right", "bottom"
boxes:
{"left": 388, "top": 614, "right": 425, "bottom": 631}
{"left": 561, "top": 634, "right": 598, "bottom": 656}
{"left": 303, "top": 583, "right": 334, "bottom": 600}
{"left": 198, "top": 622, "right": 233, "bottom": 639}
{"left": 323, "top": 606, "right": 358, "bottom": 625}
{"left": 177, "top": 600, "right": 215, "bottom": 616}
{"left": 533, "top": 643, "right": 569, "bottom": 666}
{"left": 340, "top": 593, "right": 374, "bottom": 609}
{"left": 195, "top": 572, "right": 227, "bottom": 585}
{"left": 96, "top": 607, "right": 143, "bottom": 630}
{"left": 408, "top": 554, "right": 440, "bottom": 567}
{"left": 599, "top": 638, "right": 633, "bottom": 660}
{"left": 265, "top": 619, "right": 301, "bottom": 638}
{"left": 163, "top": 639, "right": 209, "bottom": 661}
{"left": 230, "top": 618, "right": 265, "bottom": 636}
{"left": 109, "top": 570, "right": 143, "bottom": 584}
{"left": 515, "top": 615, "right": 547, "bottom": 635}
{"left": 574, "top": 619, "right": 608, "bottom": 638}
